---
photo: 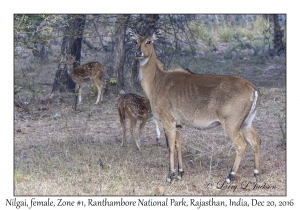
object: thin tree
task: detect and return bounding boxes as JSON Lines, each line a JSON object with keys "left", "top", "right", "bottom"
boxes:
{"left": 52, "top": 14, "right": 86, "bottom": 93}
{"left": 273, "top": 14, "right": 285, "bottom": 56}
{"left": 112, "top": 14, "right": 130, "bottom": 92}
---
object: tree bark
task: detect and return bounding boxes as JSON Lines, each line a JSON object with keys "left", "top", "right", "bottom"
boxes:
{"left": 112, "top": 14, "right": 130, "bottom": 92}
{"left": 144, "top": 14, "right": 160, "bottom": 35}
{"left": 52, "top": 14, "right": 86, "bottom": 93}
{"left": 273, "top": 14, "right": 285, "bottom": 56}
{"left": 131, "top": 59, "right": 139, "bottom": 89}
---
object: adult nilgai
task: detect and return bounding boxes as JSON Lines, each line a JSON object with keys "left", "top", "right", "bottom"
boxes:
{"left": 128, "top": 28, "right": 261, "bottom": 183}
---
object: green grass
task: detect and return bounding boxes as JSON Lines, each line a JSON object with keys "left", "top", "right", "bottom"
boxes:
{"left": 217, "top": 25, "right": 234, "bottom": 43}
{"left": 186, "top": 16, "right": 272, "bottom": 55}
{"left": 188, "top": 21, "right": 218, "bottom": 47}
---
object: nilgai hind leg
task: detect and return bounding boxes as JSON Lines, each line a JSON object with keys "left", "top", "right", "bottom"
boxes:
{"left": 224, "top": 117, "right": 261, "bottom": 183}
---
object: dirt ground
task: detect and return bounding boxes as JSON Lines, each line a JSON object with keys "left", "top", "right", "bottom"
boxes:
{"left": 14, "top": 52, "right": 286, "bottom": 196}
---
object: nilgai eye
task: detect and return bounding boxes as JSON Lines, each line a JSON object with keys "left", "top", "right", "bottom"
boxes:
{"left": 146, "top": 40, "right": 151, "bottom": 44}
{"left": 135, "top": 41, "right": 138, "bottom": 44}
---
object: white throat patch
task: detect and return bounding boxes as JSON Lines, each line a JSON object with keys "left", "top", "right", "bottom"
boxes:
{"left": 139, "top": 58, "right": 149, "bottom": 67}
{"left": 138, "top": 58, "right": 149, "bottom": 81}
{"left": 138, "top": 67, "right": 143, "bottom": 81}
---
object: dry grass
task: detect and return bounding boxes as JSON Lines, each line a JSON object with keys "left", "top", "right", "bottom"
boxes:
{"left": 14, "top": 70, "right": 286, "bottom": 196}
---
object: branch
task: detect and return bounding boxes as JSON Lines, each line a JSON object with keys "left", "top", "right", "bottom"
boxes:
{"left": 82, "top": 38, "right": 98, "bottom": 51}
{"left": 16, "top": 15, "right": 25, "bottom": 31}
{"left": 92, "top": 19, "right": 105, "bottom": 49}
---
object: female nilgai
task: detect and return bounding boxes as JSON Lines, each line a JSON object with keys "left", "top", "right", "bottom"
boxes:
{"left": 128, "top": 28, "right": 261, "bottom": 183}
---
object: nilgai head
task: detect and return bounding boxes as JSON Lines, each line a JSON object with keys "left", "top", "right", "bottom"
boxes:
{"left": 128, "top": 28, "right": 163, "bottom": 65}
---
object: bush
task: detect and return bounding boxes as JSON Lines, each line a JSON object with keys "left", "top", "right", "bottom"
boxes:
{"left": 217, "top": 25, "right": 234, "bottom": 43}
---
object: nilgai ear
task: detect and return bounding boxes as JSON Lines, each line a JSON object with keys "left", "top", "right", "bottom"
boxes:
{"left": 152, "top": 29, "right": 163, "bottom": 41}
{"left": 127, "top": 28, "right": 138, "bottom": 40}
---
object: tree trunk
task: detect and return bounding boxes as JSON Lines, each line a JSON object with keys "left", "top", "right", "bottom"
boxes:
{"left": 52, "top": 14, "right": 86, "bottom": 93}
{"left": 273, "top": 14, "right": 285, "bottom": 56}
{"left": 112, "top": 14, "right": 130, "bottom": 92}
{"left": 131, "top": 59, "right": 139, "bottom": 89}
{"left": 144, "top": 14, "right": 160, "bottom": 35}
